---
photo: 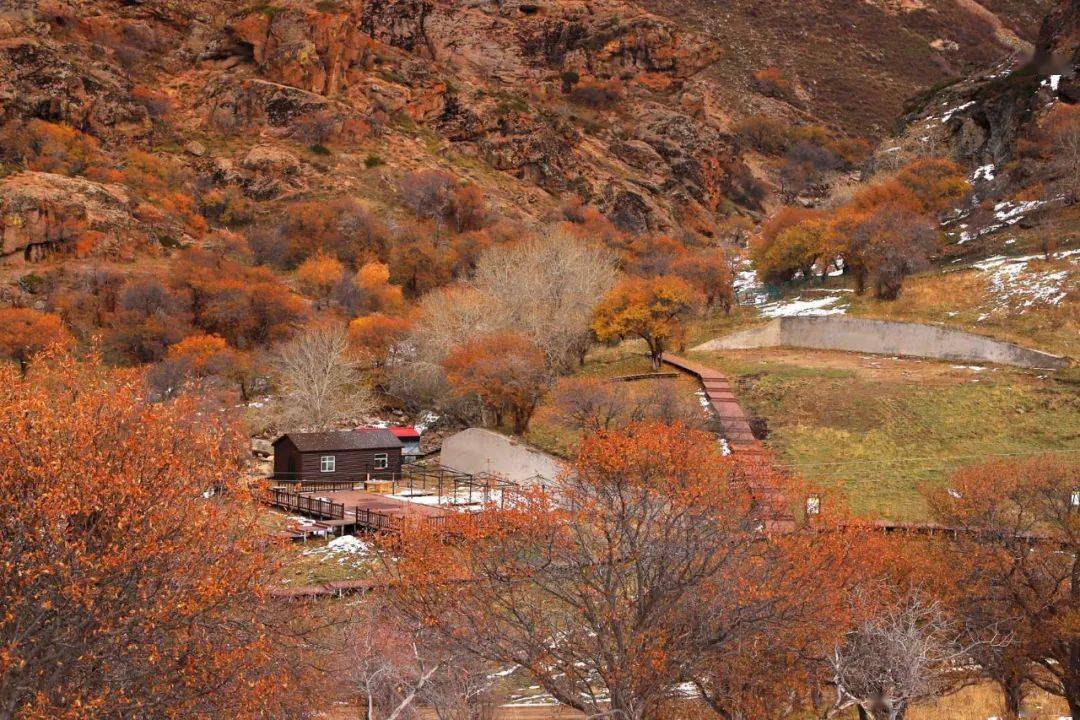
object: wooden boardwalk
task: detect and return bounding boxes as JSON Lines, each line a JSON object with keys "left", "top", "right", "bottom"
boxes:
{"left": 660, "top": 353, "right": 758, "bottom": 449}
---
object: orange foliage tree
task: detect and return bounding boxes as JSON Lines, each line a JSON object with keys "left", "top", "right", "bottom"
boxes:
{"left": 591, "top": 276, "right": 702, "bottom": 369}
{"left": 172, "top": 249, "right": 306, "bottom": 349}
{"left": 750, "top": 206, "right": 823, "bottom": 285}
{"left": 156, "top": 333, "right": 258, "bottom": 401}
{"left": 0, "top": 307, "right": 72, "bottom": 374}
{"left": 383, "top": 423, "right": 856, "bottom": 720}
{"left": 441, "top": 332, "right": 549, "bottom": 433}
{"left": 827, "top": 203, "right": 937, "bottom": 299}
{"left": 925, "top": 454, "right": 1080, "bottom": 720}
{"left": 296, "top": 250, "right": 345, "bottom": 308}
{"left": 354, "top": 261, "right": 405, "bottom": 314}
{"left": 0, "top": 350, "right": 305, "bottom": 719}
{"left": 348, "top": 313, "right": 414, "bottom": 367}
{"left": 671, "top": 248, "right": 734, "bottom": 312}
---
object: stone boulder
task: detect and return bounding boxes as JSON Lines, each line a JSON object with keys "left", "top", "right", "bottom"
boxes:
{"left": 0, "top": 171, "right": 143, "bottom": 263}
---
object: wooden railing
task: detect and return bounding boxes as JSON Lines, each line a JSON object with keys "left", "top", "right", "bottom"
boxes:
{"left": 266, "top": 487, "right": 345, "bottom": 520}
{"left": 353, "top": 507, "right": 448, "bottom": 533}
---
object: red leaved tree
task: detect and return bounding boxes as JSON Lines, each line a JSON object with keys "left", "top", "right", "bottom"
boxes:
{"left": 441, "top": 332, "right": 550, "bottom": 433}
{"left": 383, "top": 423, "right": 854, "bottom": 720}
{"left": 925, "top": 454, "right": 1080, "bottom": 719}
{"left": 0, "top": 349, "right": 306, "bottom": 720}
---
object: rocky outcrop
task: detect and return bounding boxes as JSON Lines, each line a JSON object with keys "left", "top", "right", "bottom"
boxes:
{"left": 900, "top": 0, "right": 1078, "bottom": 166}
{"left": 202, "top": 76, "right": 365, "bottom": 138}
{"left": 0, "top": 37, "right": 151, "bottom": 139}
{"left": 0, "top": 171, "right": 144, "bottom": 262}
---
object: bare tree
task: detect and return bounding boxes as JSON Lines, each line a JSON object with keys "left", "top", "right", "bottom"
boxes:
{"left": 546, "top": 378, "right": 709, "bottom": 435}
{"left": 386, "top": 233, "right": 615, "bottom": 415}
{"left": 345, "top": 602, "right": 498, "bottom": 720}
{"left": 272, "top": 324, "right": 372, "bottom": 431}
{"left": 471, "top": 231, "right": 616, "bottom": 370}
{"left": 828, "top": 588, "right": 985, "bottom": 720}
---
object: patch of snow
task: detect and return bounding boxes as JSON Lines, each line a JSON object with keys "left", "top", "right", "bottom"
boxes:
{"left": 389, "top": 487, "right": 502, "bottom": 510}
{"left": 972, "top": 164, "right": 995, "bottom": 182}
{"left": 326, "top": 535, "right": 370, "bottom": 554}
{"left": 994, "top": 199, "right": 1048, "bottom": 225}
{"left": 759, "top": 295, "right": 847, "bottom": 318}
{"left": 973, "top": 250, "right": 1078, "bottom": 316}
{"left": 414, "top": 410, "right": 440, "bottom": 433}
{"left": 951, "top": 365, "right": 987, "bottom": 372}
{"left": 734, "top": 269, "right": 758, "bottom": 292}
{"left": 941, "top": 101, "right": 975, "bottom": 123}
{"left": 1042, "top": 75, "right": 1061, "bottom": 92}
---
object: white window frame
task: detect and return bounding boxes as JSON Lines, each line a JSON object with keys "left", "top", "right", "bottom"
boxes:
{"left": 320, "top": 455, "right": 336, "bottom": 473}
{"left": 373, "top": 453, "right": 389, "bottom": 470}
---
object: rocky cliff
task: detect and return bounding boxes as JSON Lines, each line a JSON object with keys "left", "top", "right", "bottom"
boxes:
{"left": 0, "top": 0, "right": 1065, "bottom": 262}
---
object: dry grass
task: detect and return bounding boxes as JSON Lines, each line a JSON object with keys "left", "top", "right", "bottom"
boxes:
{"left": 906, "top": 683, "right": 1067, "bottom": 720}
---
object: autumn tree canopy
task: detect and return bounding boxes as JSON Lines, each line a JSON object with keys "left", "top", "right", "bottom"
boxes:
{"left": 0, "top": 350, "right": 303, "bottom": 720}
{"left": 925, "top": 454, "right": 1080, "bottom": 720}
{"left": 592, "top": 276, "right": 701, "bottom": 369}
{"left": 442, "top": 332, "right": 550, "bottom": 433}
{"left": 384, "top": 423, "right": 855, "bottom": 720}
{"left": 0, "top": 307, "right": 72, "bottom": 374}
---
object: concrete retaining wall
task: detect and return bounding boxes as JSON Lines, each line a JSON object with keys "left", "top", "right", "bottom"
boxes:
{"left": 440, "top": 428, "right": 565, "bottom": 484}
{"left": 693, "top": 316, "right": 1068, "bottom": 370}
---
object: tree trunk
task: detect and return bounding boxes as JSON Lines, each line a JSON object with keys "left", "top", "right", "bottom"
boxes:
{"left": 1001, "top": 677, "right": 1024, "bottom": 720}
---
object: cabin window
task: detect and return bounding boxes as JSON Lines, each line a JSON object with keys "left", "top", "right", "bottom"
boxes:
{"left": 374, "top": 453, "right": 389, "bottom": 470}
{"left": 320, "top": 455, "right": 336, "bottom": 472}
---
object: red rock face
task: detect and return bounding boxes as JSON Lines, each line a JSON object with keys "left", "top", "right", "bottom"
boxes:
{"left": 0, "top": 0, "right": 1066, "bottom": 265}
{"left": 0, "top": 172, "right": 145, "bottom": 263}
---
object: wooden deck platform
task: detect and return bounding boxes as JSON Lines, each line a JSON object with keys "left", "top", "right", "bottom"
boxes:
{"left": 660, "top": 353, "right": 758, "bottom": 448}
{"left": 300, "top": 488, "right": 448, "bottom": 520}
{"left": 267, "top": 485, "right": 452, "bottom": 535}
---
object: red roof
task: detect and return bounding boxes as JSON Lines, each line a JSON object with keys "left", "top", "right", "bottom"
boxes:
{"left": 387, "top": 426, "right": 421, "bottom": 440}
{"left": 357, "top": 425, "right": 420, "bottom": 440}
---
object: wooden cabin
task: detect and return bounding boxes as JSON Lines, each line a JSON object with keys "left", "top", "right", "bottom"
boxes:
{"left": 272, "top": 429, "right": 403, "bottom": 485}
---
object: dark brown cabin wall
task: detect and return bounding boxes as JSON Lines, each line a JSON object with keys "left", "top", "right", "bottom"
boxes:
{"left": 297, "top": 447, "right": 401, "bottom": 483}
{"left": 273, "top": 437, "right": 301, "bottom": 480}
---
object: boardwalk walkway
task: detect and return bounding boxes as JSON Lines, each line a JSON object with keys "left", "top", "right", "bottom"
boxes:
{"left": 660, "top": 353, "right": 757, "bottom": 449}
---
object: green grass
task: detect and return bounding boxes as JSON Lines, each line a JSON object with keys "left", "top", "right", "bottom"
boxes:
{"left": 734, "top": 369, "right": 1079, "bottom": 520}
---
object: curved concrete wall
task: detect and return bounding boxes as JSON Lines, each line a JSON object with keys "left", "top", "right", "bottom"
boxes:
{"left": 440, "top": 428, "right": 565, "bottom": 484}
{"left": 693, "top": 316, "right": 1068, "bottom": 370}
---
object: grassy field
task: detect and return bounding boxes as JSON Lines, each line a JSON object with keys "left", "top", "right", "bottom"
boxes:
{"left": 896, "top": 683, "right": 1066, "bottom": 720}
{"left": 689, "top": 347, "right": 1079, "bottom": 520}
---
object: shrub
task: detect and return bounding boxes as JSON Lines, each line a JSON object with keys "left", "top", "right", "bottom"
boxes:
{"left": 752, "top": 67, "right": 797, "bottom": 102}
{"left": 568, "top": 78, "right": 624, "bottom": 109}
{"left": 732, "top": 115, "right": 791, "bottom": 155}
